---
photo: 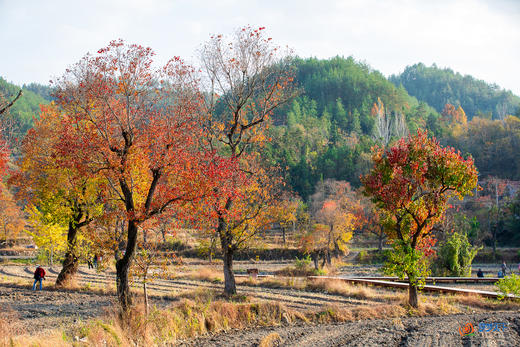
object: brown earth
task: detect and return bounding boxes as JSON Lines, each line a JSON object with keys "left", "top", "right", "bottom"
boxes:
{"left": 1, "top": 263, "right": 519, "bottom": 346}
{"left": 179, "top": 312, "right": 520, "bottom": 346}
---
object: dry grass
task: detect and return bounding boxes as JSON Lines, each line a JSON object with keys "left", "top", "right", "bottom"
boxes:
{"left": 274, "top": 266, "right": 318, "bottom": 277}
{"left": 55, "top": 276, "right": 79, "bottom": 290}
{"left": 0, "top": 310, "right": 69, "bottom": 347}
{"left": 314, "top": 303, "right": 406, "bottom": 323}
{"left": 0, "top": 310, "right": 19, "bottom": 346}
{"left": 306, "top": 278, "right": 384, "bottom": 300}
{"left": 412, "top": 296, "right": 461, "bottom": 316}
{"left": 446, "top": 294, "right": 520, "bottom": 311}
{"left": 259, "top": 332, "right": 282, "bottom": 347}
{"left": 183, "top": 266, "right": 224, "bottom": 283}
{"left": 72, "top": 294, "right": 304, "bottom": 346}
{"left": 1, "top": 331, "right": 70, "bottom": 347}
{"left": 245, "top": 277, "right": 405, "bottom": 303}
{"left": 238, "top": 276, "right": 306, "bottom": 290}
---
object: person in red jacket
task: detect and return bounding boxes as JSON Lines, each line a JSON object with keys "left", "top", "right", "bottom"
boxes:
{"left": 32, "top": 265, "right": 46, "bottom": 290}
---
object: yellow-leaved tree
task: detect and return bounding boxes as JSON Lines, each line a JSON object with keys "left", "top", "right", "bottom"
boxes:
{"left": 26, "top": 204, "right": 67, "bottom": 266}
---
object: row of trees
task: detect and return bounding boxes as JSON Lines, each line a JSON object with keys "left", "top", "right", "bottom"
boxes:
{"left": 5, "top": 27, "right": 296, "bottom": 310}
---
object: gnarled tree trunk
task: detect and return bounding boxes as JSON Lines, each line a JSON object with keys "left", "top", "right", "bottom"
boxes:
{"left": 218, "top": 213, "right": 236, "bottom": 295}
{"left": 116, "top": 219, "right": 139, "bottom": 311}
{"left": 56, "top": 221, "right": 80, "bottom": 286}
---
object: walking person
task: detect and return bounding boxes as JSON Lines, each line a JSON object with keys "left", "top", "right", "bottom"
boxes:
{"left": 501, "top": 260, "right": 507, "bottom": 276}
{"left": 32, "top": 265, "right": 46, "bottom": 291}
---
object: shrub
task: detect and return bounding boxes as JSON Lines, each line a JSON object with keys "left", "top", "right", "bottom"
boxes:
{"left": 433, "top": 231, "right": 481, "bottom": 277}
{"left": 358, "top": 249, "right": 390, "bottom": 264}
{"left": 294, "top": 255, "right": 312, "bottom": 270}
{"left": 495, "top": 274, "right": 520, "bottom": 300}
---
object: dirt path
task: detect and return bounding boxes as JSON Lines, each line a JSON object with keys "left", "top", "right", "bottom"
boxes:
{"left": 1, "top": 265, "right": 377, "bottom": 312}
{"left": 179, "top": 312, "right": 520, "bottom": 346}
{"left": 0, "top": 283, "right": 116, "bottom": 334}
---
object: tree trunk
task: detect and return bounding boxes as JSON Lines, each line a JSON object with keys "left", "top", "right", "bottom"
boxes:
{"left": 326, "top": 249, "right": 332, "bottom": 266}
{"left": 56, "top": 223, "right": 79, "bottom": 286}
{"left": 143, "top": 278, "right": 149, "bottom": 316}
{"left": 116, "top": 220, "right": 139, "bottom": 311}
{"left": 222, "top": 245, "right": 236, "bottom": 295}
{"left": 312, "top": 252, "right": 319, "bottom": 270}
{"left": 282, "top": 227, "right": 286, "bottom": 245}
{"left": 217, "top": 200, "right": 236, "bottom": 296}
{"left": 209, "top": 234, "right": 216, "bottom": 263}
{"left": 378, "top": 232, "right": 384, "bottom": 252}
{"left": 219, "top": 217, "right": 236, "bottom": 295}
{"left": 408, "top": 283, "right": 418, "bottom": 308}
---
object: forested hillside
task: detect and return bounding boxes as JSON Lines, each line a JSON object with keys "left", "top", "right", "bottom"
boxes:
{"left": 0, "top": 77, "right": 52, "bottom": 135}
{"left": 266, "top": 57, "right": 440, "bottom": 199}
{"left": 390, "top": 63, "right": 520, "bottom": 119}
{"left": 445, "top": 116, "right": 520, "bottom": 180}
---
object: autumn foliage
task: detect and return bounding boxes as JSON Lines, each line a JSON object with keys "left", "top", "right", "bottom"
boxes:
{"left": 300, "top": 180, "right": 360, "bottom": 268}
{"left": 362, "top": 129, "right": 478, "bottom": 307}
{"left": 198, "top": 26, "right": 297, "bottom": 295}
{"left": 51, "top": 40, "right": 237, "bottom": 309}
{"left": 442, "top": 103, "right": 467, "bottom": 125}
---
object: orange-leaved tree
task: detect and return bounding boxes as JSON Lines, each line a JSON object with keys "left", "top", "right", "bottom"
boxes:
{"left": 10, "top": 104, "right": 103, "bottom": 285}
{"left": 199, "top": 26, "right": 297, "bottom": 295}
{"left": 0, "top": 182, "right": 25, "bottom": 244}
{"left": 194, "top": 154, "right": 284, "bottom": 294}
{"left": 362, "top": 130, "right": 478, "bottom": 307}
{"left": 300, "top": 179, "right": 359, "bottom": 269}
{"left": 53, "top": 40, "right": 234, "bottom": 309}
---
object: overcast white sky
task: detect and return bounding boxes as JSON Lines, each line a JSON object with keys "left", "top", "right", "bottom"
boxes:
{"left": 1, "top": 0, "right": 519, "bottom": 94}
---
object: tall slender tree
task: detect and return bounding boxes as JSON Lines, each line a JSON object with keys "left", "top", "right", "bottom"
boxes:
{"left": 199, "top": 26, "right": 297, "bottom": 295}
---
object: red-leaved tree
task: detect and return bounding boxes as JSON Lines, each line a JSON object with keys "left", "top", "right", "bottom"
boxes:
{"left": 53, "top": 40, "right": 235, "bottom": 310}
{"left": 362, "top": 130, "right": 478, "bottom": 307}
